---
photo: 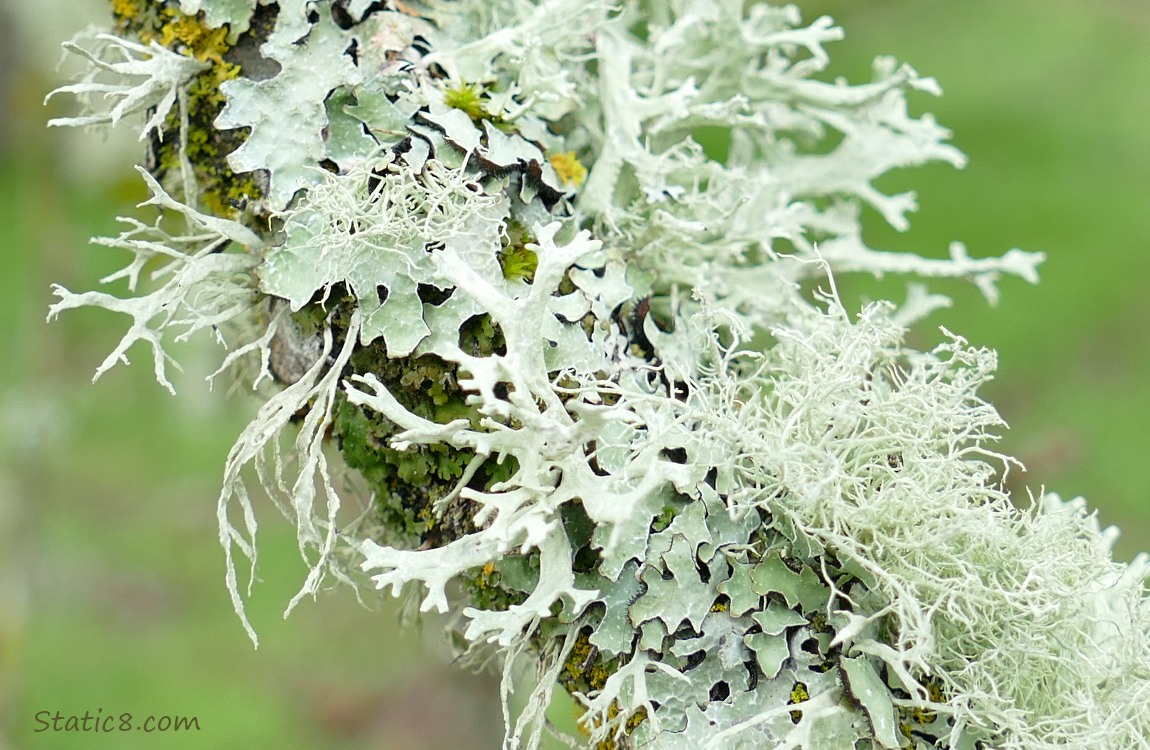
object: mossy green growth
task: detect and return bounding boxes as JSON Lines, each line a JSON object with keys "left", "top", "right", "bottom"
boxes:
{"left": 649, "top": 503, "right": 679, "bottom": 533}
{"left": 442, "top": 80, "right": 518, "bottom": 133}
{"left": 498, "top": 219, "right": 538, "bottom": 282}
{"left": 322, "top": 296, "right": 517, "bottom": 549}
{"left": 443, "top": 82, "right": 488, "bottom": 122}
{"left": 462, "top": 554, "right": 536, "bottom": 613}
{"left": 318, "top": 295, "right": 540, "bottom": 617}
{"left": 332, "top": 393, "right": 470, "bottom": 547}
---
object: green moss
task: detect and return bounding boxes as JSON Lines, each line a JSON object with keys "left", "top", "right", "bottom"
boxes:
{"left": 441, "top": 80, "right": 523, "bottom": 135}
{"left": 347, "top": 311, "right": 504, "bottom": 423}
{"left": 313, "top": 291, "right": 517, "bottom": 550}
{"left": 498, "top": 220, "right": 538, "bottom": 282}
{"left": 311, "top": 290, "right": 553, "bottom": 646}
{"left": 650, "top": 503, "right": 679, "bottom": 532}
{"left": 443, "top": 82, "right": 488, "bottom": 121}
{"left": 461, "top": 555, "right": 534, "bottom": 613}
{"left": 332, "top": 394, "right": 464, "bottom": 546}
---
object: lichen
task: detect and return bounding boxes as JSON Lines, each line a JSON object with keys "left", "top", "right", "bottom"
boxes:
{"left": 549, "top": 151, "right": 586, "bottom": 189}
{"left": 50, "top": 3, "right": 1150, "bottom": 750}
{"left": 112, "top": 0, "right": 265, "bottom": 220}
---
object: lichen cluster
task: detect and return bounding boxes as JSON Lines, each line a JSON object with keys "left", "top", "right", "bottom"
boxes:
{"left": 110, "top": 0, "right": 265, "bottom": 219}
{"left": 47, "top": 2, "right": 1150, "bottom": 749}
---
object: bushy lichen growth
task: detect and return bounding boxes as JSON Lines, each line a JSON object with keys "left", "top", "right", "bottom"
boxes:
{"left": 47, "top": 2, "right": 1150, "bottom": 750}
{"left": 109, "top": 1, "right": 266, "bottom": 220}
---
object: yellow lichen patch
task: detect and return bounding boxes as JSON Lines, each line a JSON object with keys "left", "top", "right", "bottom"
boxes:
{"left": 183, "top": 58, "right": 242, "bottom": 130}
{"left": 563, "top": 630, "right": 612, "bottom": 691}
{"left": 563, "top": 634, "right": 646, "bottom": 750}
{"left": 416, "top": 505, "right": 437, "bottom": 531}
{"left": 157, "top": 53, "right": 256, "bottom": 219}
{"left": 907, "top": 676, "right": 946, "bottom": 726}
{"left": 199, "top": 172, "right": 260, "bottom": 219}
{"left": 624, "top": 710, "right": 647, "bottom": 737}
{"left": 111, "top": 0, "right": 167, "bottom": 41}
{"left": 549, "top": 151, "right": 587, "bottom": 188}
{"left": 807, "top": 611, "right": 831, "bottom": 632}
{"left": 575, "top": 700, "right": 648, "bottom": 750}
{"left": 787, "top": 681, "right": 809, "bottom": 724}
{"left": 159, "top": 15, "right": 232, "bottom": 64}
{"left": 112, "top": 0, "right": 143, "bottom": 23}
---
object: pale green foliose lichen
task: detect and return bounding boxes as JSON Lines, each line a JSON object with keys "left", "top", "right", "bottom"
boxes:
{"left": 47, "top": 2, "right": 1150, "bottom": 749}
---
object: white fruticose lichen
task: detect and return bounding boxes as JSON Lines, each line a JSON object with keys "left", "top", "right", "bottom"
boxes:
{"left": 46, "top": 30, "right": 207, "bottom": 140}
{"left": 47, "top": 167, "right": 261, "bottom": 394}
{"left": 47, "top": 2, "right": 1149, "bottom": 749}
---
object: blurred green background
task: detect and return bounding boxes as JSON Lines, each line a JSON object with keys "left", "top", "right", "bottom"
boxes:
{"left": 1, "top": 1, "right": 1147, "bottom": 748}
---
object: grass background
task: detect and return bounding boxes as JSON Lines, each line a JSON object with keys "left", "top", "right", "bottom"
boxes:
{"left": 2, "top": 1, "right": 1147, "bottom": 748}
